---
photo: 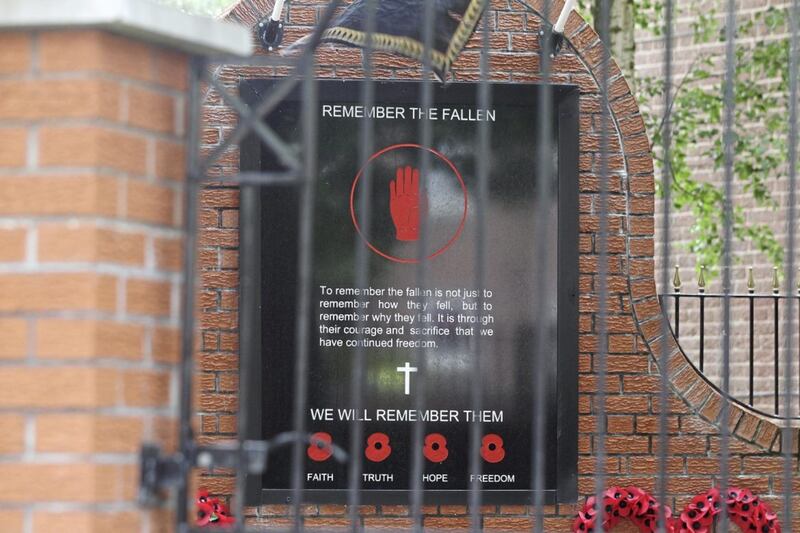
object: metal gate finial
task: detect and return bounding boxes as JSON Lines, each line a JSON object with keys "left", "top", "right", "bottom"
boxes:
{"left": 698, "top": 265, "right": 706, "bottom": 293}
{"left": 773, "top": 266, "right": 780, "bottom": 294}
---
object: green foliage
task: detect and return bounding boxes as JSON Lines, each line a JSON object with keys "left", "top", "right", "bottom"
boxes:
{"left": 153, "top": 0, "right": 234, "bottom": 17}
{"left": 577, "top": 0, "right": 596, "bottom": 26}
{"left": 631, "top": 0, "right": 664, "bottom": 36}
{"left": 634, "top": 2, "right": 791, "bottom": 277}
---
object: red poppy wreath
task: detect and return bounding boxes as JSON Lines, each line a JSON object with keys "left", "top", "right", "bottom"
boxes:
{"left": 196, "top": 489, "right": 236, "bottom": 528}
{"left": 573, "top": 486, "right": 780, "bottom": 533}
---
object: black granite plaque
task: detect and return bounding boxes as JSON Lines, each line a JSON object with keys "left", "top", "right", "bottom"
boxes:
{"left": 240, "top": 80, "right": 579, "bottom": 504}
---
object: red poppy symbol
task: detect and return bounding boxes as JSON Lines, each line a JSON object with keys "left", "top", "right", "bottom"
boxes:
{"left": 480, "top": 434, "right": 505, "bottom": 463}
{"left": 365, "top": 432, "right": 392, "bottom": 462}
{"left": 422, "top": 433, "right": 448, "bottom": 462}
{"left": 307, "top": 432, "right": 334, "bottom": 462}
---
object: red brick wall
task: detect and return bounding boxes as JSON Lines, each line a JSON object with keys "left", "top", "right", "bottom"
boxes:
{"left": 0, "top": 29, "right": 185, "bottom": 533}
{"left": 638, "top": 0, "right": 799, "bottom": 413}
{"left": 196, "top": 0, "right": 799, "bottom": 529}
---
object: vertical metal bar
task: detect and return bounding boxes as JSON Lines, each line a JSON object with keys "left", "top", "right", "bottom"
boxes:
{"left": 176, "top": 55, "right": 204, "bottom": 533}
{"left": 290, "top": 64, "right": 319, "bottom": 533}
{"left": 593, "top": 0, "right": 612, "bottom": 525}
{"left": 347, "top": 0, "right": 377, "bottom": 528}
{"left": 235, "top": 187, "right": 256, "bottom": 533}
{"left": 782, "top": 0, "right": 799, "bottom": 524}
{"left": 410, "top": 2, "right": 437, "bottom": 529}
{"left": 699, "top": 295, "right": 705, "bottom": 372}
{"left": 468, "top": 1, "right": 492, "bottom": 529}
{"left": 719, "top": 0, "right": 738, "bottom": 526}
{"left": 657, "top": 0, "right": 675, "bottom": 528}
{"left": 774, "top": 295, "right": 780, "bottom": 415}
{"left": 749, "top": 295, "right": 754, "bottom": 406}
{"left": 234, "top": 70, "right": 263, "bottom": 528}
{"left": 532, "top": 0, "right": 554, "bottom": 530}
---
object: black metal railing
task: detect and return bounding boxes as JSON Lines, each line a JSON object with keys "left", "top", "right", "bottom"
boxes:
{"left": 134, "top": 0, "right": 800, "bottom": 528}
{"left": 660, "top": 265, "right": 800, "bottom": 418}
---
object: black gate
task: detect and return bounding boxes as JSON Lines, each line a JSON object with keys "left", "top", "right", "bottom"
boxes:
{"left": 138, "top": 0, "right": 800, "bottom": 531}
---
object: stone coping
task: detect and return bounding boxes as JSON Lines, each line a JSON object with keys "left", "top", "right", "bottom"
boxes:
{"left": 0, "top": 0, "right": 253, "bottom": 56}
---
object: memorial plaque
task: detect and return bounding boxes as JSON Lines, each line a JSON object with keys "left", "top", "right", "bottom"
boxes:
{"left": 241, "top": 80, "right": 578, "bottom": 504}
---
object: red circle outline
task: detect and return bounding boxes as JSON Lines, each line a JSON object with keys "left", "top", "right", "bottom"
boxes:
{"left": 349, "top": 143, "right": 468, "bottom": 264}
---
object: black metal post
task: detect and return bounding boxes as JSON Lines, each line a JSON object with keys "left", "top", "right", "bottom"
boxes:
{"left": 699, "top": 295, "right": 705, "bottom": 372}
{"left": 176, "top": 55, "right": 205, "bottom": 533}
{"left": 774, "top": 295, "right": 780, "bottom": 415}
{"left": 749, "top": 294, "right": 755, "bottom": 407}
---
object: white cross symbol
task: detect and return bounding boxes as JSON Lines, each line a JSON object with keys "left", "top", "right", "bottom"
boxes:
{"left": 396, "top": 362, "right": 418, "bottom": 395}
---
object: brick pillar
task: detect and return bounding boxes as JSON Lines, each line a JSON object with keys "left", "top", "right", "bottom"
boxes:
{"left": 0, "top": 28, "right": 184, "bottom": 533}
{"left": 0, "top": 2, "right": 251, "bottom": 531}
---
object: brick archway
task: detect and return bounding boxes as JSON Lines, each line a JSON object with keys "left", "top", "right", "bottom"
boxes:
{"left": 193, "top": 0, "right": 798, "bottom": 527}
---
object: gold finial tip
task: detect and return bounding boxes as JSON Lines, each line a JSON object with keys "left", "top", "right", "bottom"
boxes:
{"left": 672, "top": 265, "right": 682, "bottom": 292}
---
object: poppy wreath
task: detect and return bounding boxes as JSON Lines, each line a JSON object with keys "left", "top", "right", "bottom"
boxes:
{"left": 573, "top": 486, "right": 781, "bottom": 533}
{"left": 196, "top": 489, "right": 236, "bottom": 528}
